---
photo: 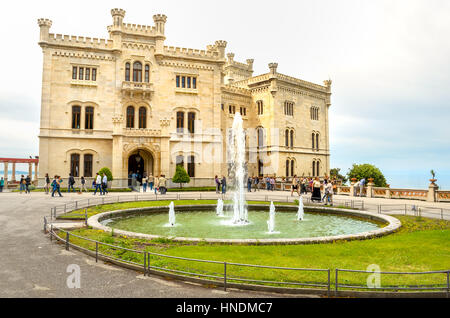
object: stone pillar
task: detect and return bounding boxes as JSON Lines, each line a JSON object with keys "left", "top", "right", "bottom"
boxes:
{"left": 28, "top": 163, "right": 33, "bottom": 179}
{"left": 427, "top": 180, "right": 438, "bottom": 202}
{"left": 350, "top": 178, "right": 357, "bottom": 197}
{"left": 12, "top": 163, "right": 16, "bottom": 181}
{"left": 34, "top": 162, "right": 38, "bottom": 182}
{"left": 385, "top": 184, "right": 391, "bottom": 199}
{"left": 367, "top": 178, "right": 374, "bottom": 198}
{"left": 3, "top": 162, "right": 8, "bottom": 184}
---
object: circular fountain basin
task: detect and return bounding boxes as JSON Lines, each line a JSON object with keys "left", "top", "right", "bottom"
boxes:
{"left": 88, "top": 205, "right": 401, "bottom": 245}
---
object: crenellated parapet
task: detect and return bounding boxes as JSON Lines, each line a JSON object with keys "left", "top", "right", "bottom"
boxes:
{"left": 46, "top": 33, "right": 114, "bottom": 50}
{"left": 37, "top": 18, "right": 53, "bottom": 43}
{"left": 163, "top": 46, "right": 220, "bottom": 59}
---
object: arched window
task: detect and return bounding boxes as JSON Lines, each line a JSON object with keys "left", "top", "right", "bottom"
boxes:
{"left": 188, "top": 112, "right": 195, "bottom": 134}
{"left": 133, "top": 62, "right": 142, "bottom": 82}
{"left": 144, "top": 64, "right": 150, "bottom": 83}
{"left": 70, "top": 154, "right": 80, "bottom": 177}
{"left": 187, "top": 155, "right": 195, "bottom": 177}
{"left": 126, "top": 106, "right": 135, "bottom": 128}
{"left": 176, "top": 111, "right": 184, "bottom": 133}
{"left": 138, "top": 107, "right": 147, "bottom": 129}
{"left": 258, "top": 159, "right": 264, "bottom": 177}
{"left": 176, "top": 155, "right": 184, "bottom": 168}
{"left": 316, "top": 161, "right": 320, "bottom": 177}
{"left": 316, "top": 133, "right": 319, "bottom": 150}
{"left": 286, "top": 160, "right": 290, "bottom": 177}
{"left": 291, "top": 159, "right": 295, "bottom": 177}
{"left": 312, "top": 133, "right": 315, "bottom": 150}
{"left": 290, "top": 130, "right": 294, "bottom": 148}
{"left": 83, "top": 154, "right": 93, "bottom": 177}
{"left": 125, "top": 63, "right": 130, "bottom": 81}
{"left": 257, "top": 100, "right": 263, "bottom": 115}
{"left": 85, "top": 106, "right": 94, "bottom": 130}
{"left": 257, "top": 127, "right": 265, "bottom": 148}
{"left": 72, "top": 106, "right": 81, "bottom": 129}
{"left": 312, "top": 161, "right": 316, "bottom": 177}
{"left": 285, "top": 129, "right": 289, "bottom": 147}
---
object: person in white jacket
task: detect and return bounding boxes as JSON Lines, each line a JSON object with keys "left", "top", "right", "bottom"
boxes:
{"left": 93, "top": 173, "right": 102, "bottom": 195}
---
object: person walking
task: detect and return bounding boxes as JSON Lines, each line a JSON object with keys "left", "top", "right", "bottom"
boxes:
{"left": 68, "top": 173, "right": 75, "bottom": 193}
{"left": 359, "top": 178, "right": 366, "bottom": 197}
{"left": 325, "top": 180, "right": 334, "bottom": 205}
{"left": 321, "top": 179, "right": 329, "bottom": 202}
{"left": 102, "top": 173, "right": 108, "bottom": 195}
{"left": 159, "top": 175, "right": 167, "bottom": 194}
{"left": 148, "top": 174, "right": 154, "bottom": 191}
{"left": 142, "top": 174, "right": 148, "bottom": 192}
{"left": 25, "top": 175, "right": 31, "bottom": 194}
{"left": 270, "top": 177, "right": 275, "bottom": 191}
{"left": 44, "top": 173, "right": 50, "bottom": 194}
{"left": 291, "top": 175, "right": 298, "bottom": 196}
{"left": 80, "top": 176, "right": 88, "bottom": 192}
{"left": 0, "top": 177, "right": 4, "bottom": 192}
{"left": 51, "top": 175, "right": 63, "bottom": 197}
{"left": 247, "top": 176, "right": 252, "bottom": 192}
{"left": 93, "top": 173, "right": 102, "bottom": 195}
{"left": 221, "top": 176, "right": 227, "bottom": 194}
{"left": 311, "top": 177, "right": 322, "bottom": 202}
{"left": 215, "top": 175, "right": 220, "bottom": 194}
{"left": 19, "top": 175, "right": 25, "bottom": 193}
{"left": 154, "top": 175, "right": 159, "bottom": 194}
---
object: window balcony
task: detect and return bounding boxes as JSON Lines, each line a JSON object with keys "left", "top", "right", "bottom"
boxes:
{"left": 121, "top": 81, "right": 154, "bottom": 99}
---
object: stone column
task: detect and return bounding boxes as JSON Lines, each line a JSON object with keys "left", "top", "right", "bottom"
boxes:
{"left": 28, "top": 163, "right": 33, "bottom": 179}
{"left": 427, "top": 179, "right": 438, "bottom": 202}
{"left": 3, "top": 162, "right": 8, "bottom": 184}
{"left": 34, "top": 162, "right": 38, "bottom": 182}
{"left": 12, "top": 163, "right": 16, "bottom": 181}
{"left": 350, "top": 178, "right": 357, "bottom": 197}
{"left": 385, "top": 184, "right": 391, "bottom": 199}
{"left": 367, "top": 178, "right": 374, "bottom": 198}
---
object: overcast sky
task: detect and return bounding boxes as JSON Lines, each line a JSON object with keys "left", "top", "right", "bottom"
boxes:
{"left": 0, "top": 0, "right": 449, "bottom": 188}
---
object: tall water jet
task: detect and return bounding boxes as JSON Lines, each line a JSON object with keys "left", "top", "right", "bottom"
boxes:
{"left": 267, "top": 201, "right": 276, "bottom": 233}
{"left": 229, "top": 112, "right": 248, "bottom": 224}
{"left": 297, "top": 196, "right": 304, "bottom": 221}
{"left": 216, "top": 198, "right": 224, "bottom": 217}
{"left": 168, "top": 201, "right": 176, "bottom": 226}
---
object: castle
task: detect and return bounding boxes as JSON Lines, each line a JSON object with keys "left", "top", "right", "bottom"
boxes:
{"left": 37, "top": 8, "right": 331, "bottom": 187}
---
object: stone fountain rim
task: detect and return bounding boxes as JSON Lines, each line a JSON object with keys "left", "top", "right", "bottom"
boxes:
{"left": 87, "top": 204, "right": 401, "bottom": 245}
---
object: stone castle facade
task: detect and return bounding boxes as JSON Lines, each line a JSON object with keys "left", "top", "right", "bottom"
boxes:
{"left": 37, "top": 8, "right": 331, "bottom": 187}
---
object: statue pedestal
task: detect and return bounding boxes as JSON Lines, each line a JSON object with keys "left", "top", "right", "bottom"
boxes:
{"left": 427, "top": 180, "right": 438, "bottom": 202}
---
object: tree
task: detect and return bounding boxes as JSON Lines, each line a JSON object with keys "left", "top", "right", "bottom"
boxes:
{"left": 347, "top": 163, "right": 387, "bottom": 187}
{"left": 172, "top": 165, "right": 190, "bottom": 188}
{"left": 330, "top": 168, "right": 348, "bottom": 184}
{"left": 98, "top": 167, "right": 113, "bottom": 181}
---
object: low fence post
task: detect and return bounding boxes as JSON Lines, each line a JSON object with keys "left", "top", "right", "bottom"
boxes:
{"left": 50, "top": 224, "right": 53, "bottom": 241}
{"left": 85, "top": 208, "right": 88, "bottom": 226}
{"left": 446, "top": 271, "right": 449, "bottom": 298}
{"left": 361, "top": 201, "right": 364, "bottom": 210}
{"left": 404, "top": 204, "right": 407, "bottom": 215}
{"left": 64, "top": 204, "right": 66, "bottom": 213}
{"left": 335, "top": 269, "right": 338, "bottom": 297}
{"left": 66, "top": 232, "right": 70, "bottom": 251}
{"left": 327, "top": 269, "right": 331, "bottom": 297}
{"left": 148, "top": 253, "right": 150, "bottom": 274}
{"left": 224, "top": 262, "right": 227, "bottom": 291}
{"left": 441, "top": 209, "right": 444, "bottom": 220}
{"left": 143, "top": 252, "right": 147, "bottom": 276}
{"left": 95, "top": 242, "right": 98, "bottom": 263}
{"left": 43, "top": 217, "right": 47, "bottom": 233}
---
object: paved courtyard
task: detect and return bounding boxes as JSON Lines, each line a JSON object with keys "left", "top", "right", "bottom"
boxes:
{"left": 0, "top": 190, "right": 448, "bottom": 297}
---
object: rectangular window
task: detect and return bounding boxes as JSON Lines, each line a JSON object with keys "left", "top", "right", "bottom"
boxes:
{"left": 188, "top": 112, "right": 195, "bottom": 134}
{"left": 72, "top": 106, "right": 81, "bottom": 129}
{"left": 181, "top": 76, "right": 186, "bottom": 88}
{"left": 187, "top": 77, "right": 191, "bottom": 88}
{"left": 72, "top": 66, "right": 77, "bottom": 80}
{"left": 176, "top": 75, "right": 180, "bottom": 88}
{"left": 70, "top": 154, "right": 80, "bottom": 177}
{"left": 176, "top": 155, "right": 184, "bottom": 168}
{"left": 85, "top": 68, "right": 90, "bottom": 80}
{"left": 84, "top": 154, "right": 93, "bottom": 177}
{"left": 92, "top": 68, "right": 97, "bottom": 81}
{"left": 79, "top": 67, "right": 84, "bottom": 80}
{"left": 176, "top": 112, "right": 184, "bottom": 133}
{"left": 193, "top": 77, "right": 197, "bottom": 89}
{"left": 187, "top": 155, "right": 195, "bottom": 177}
{"left": 85, "top": 107, "right": 94, "bottom": 130}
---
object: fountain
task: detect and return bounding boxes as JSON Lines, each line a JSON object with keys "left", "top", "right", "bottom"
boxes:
{"left": 216, "top": 198, "right": 224, "bottom": 217}
{"left": 229, "top": 112, "right": 248, "bottom": 224}
{"left": 297, "top": 196, "right": 304, "bottom": 221}
{"left": 168, "top": 201, "right": 176, "bottom": 226}
{"left": 267, "top": 201, "right": 276, "bottom": 233}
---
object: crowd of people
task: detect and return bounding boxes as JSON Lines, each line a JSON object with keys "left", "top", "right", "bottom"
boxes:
{"left": 133, "top": 172, "right": 168, "bottom": 195}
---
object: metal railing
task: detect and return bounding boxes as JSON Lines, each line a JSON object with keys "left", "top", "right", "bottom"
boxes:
{"left": 335, "top": 268, "right": 450, "bottom": 295}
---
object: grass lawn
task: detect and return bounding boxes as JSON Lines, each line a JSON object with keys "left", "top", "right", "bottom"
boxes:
{"left": 57, "top": 200, "right": 450, "bottom": 290}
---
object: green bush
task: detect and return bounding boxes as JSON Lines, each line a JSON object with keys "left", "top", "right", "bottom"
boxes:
{"left": 98, "top": 167, "right": 113, "bottom": 181}
{"left": 172, "top": 165, "right": 190, "bottom": 188}
{"left": 347, "top": 163, "right": 387, "bottom": 187}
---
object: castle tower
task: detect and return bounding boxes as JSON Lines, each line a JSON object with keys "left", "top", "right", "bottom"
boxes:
{"left": 215, "top": 40, "right": 227, "bottom": 59}
{"left": 153, "top": 14, "right": 167, "bottom": 57}
{"left": 111, "top": 8, "right": 126, "bottom": 27}
{"left": 37, "top": 18, "right": 52, "bottom": 43}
